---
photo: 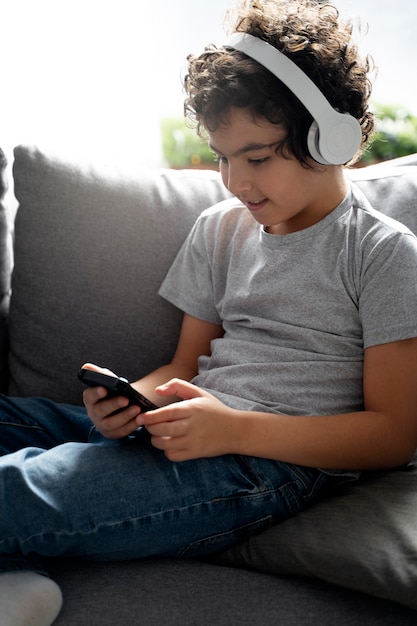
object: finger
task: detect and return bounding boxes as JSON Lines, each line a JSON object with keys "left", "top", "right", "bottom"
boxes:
{"left": 101, "top": 417, "right": 141, "bottom": 439}
{"left": 98, "top": 404, "right": 143, "bottom": 438}
{"left": 146, "top": 417, "right": 188, "bottom": 438}
{"left": 156, "top": 378, "right": 208, "bottom": 401}
{"left": 80, "top": 362, "right": 118, "bottom": 377}
{"left": 83, "top": 387, "right": 137, "bottom": 422}
{"left": 141, "top": 402, "right": 193, "bottom": 426}
{"left": 150, "top": 432, "right": 187, "bottom": 452}
{"left": 82, "top": 385, "right": 109, "bottom": 413}
{"left": 165, "top": 448, "right": 193, "bottom": 463}
{"left": 150, "top": 436, "right": 192, "bottom": 463}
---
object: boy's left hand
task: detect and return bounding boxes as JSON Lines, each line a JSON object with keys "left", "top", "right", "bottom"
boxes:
{"left": 141, "top": 379, "right": 238, "bottom": 462}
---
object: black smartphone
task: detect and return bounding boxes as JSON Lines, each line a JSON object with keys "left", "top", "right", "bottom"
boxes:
{"left": 78, "top": 368, "right": 158, "bottom": 413}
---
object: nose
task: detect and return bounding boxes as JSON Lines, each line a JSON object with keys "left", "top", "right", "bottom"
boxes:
{"left": 224, "top": 163, "right": 253, "bottom": 197}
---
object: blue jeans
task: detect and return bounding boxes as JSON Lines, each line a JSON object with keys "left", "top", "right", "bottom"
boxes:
{"left": 0, "top": 394, "right": 333, "bottom": 573}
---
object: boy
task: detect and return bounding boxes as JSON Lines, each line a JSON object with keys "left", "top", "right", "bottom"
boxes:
{"left": 1, "top": 1, "right": 417, "bottom": 624}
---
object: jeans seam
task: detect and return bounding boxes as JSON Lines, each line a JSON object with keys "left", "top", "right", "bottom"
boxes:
{"left": 3, "top": 483, "right": 285, "bottom": 559}
{"left": 178, "top": 514, "right": 273, "bottom": 558}
{"left": 0, "top": 422, "right": 45, "bottom": 431}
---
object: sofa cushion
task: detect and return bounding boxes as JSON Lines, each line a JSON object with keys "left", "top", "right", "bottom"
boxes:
{"left": 0, "top": 149, "right": 11, "bottom": 392}
{"left": 49, "top": 556, "right": 417, "bottom": 625}
{"left": 217, "top": 452, "right": 417, "bottom": 611}
{"left": 349, "top": 156, "right": 417, "bottom": 235}
{"left": 9, "top": 145, "right": 230, "bottom": 403}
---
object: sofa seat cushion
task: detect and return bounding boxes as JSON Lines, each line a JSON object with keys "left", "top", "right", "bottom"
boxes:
{"left": 49, "top": 556, "right": 417, "bottom": 625}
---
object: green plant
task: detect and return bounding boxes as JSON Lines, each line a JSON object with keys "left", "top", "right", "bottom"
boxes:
{"left": 161, "top": 118, "right": 217, "bottom": 169}
{"left": 360, "top": 104, "right": 417, "bottom": 164}
{"left": 163, "top": 105, "right": 417, "bottom": 169}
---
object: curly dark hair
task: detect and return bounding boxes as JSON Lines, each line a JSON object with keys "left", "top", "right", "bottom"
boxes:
{"left": 184, "top": 0, "right": 375, "bottom": 165}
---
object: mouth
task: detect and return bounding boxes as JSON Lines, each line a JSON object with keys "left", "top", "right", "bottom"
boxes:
{"left": 244, "top": 198, "right": 268, "bottom": 212}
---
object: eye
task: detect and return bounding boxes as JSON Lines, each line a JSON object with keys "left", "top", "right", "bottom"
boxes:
{"left": 249, "top": 157, "right": 269, "bottom": 166}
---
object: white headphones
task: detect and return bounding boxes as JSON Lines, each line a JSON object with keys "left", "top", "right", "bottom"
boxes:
{"left": 225, "top": 33, "right": 362, "bottom": 165}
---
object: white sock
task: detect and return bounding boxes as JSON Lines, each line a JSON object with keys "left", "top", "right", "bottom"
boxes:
{"left": 0, "top": 571, "right": 63, "bottom": 626}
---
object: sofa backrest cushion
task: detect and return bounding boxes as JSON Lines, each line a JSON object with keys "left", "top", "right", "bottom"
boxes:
{"left": 0, "top": 149, "right": 11, "bottom": 392}
{"left": 9, "top": 145, "right": 417, "bottom": 404}
{"left": 349, "top": 155, "right": 417, "bottom": 234}
{"left": 9, "top": 145, "right": 230, "bottom": 403}
{"left": 217, "top": 451, "right": 417, "bottom": 611}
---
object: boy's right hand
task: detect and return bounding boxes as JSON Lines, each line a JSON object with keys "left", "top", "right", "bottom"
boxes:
{"left": 81, "top": 363, "right": 145, "bottom": 439}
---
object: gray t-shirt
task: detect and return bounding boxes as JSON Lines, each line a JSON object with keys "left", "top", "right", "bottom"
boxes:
{"left": 159, "top": 183, "right": 417, "bottom": 418}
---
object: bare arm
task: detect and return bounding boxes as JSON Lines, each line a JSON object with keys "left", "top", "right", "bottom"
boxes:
{"left": 144, "top": 337, "right": 417, "bottom": 470}
{"left": 83, "top": 312, "right": 417, "bottom": 469}
{"left": 222, "top": 338, "right": 417, "bottom": 470}
{"left": 130, "top": 313, "right": 223, "bottom": 406}
{"left": 82, "top": 314, "right": 223, "bottom": 439}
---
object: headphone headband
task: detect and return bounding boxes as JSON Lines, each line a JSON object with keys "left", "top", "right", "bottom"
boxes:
{"left": 225, "top": 33, "right": 362, "bottom": 165}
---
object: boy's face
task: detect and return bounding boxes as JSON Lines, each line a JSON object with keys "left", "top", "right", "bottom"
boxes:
{"left": 207, "top": 107, "right": 348, "bottom": 235}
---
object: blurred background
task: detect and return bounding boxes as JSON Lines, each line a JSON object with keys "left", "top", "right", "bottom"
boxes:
{"left": 1, "top": 0, "right": 416, "bottom": 167}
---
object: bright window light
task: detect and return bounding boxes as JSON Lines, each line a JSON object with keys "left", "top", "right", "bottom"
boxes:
{"left": 2, "top": 0, "right": 415, "bottom": 166}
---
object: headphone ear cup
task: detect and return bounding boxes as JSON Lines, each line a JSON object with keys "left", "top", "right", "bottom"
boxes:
{"left": 307, "top": 114, "right": 362, "bottom": 165}
{"left": 307, "top": 121, "right": 330, "bottom": 165}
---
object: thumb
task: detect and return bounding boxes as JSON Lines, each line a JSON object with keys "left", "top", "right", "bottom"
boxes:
{"left": 81, "top": 362, "right": 118, "bottom": 378}
{"left": 155, "top": 378, "right": 206, "bottom": 401}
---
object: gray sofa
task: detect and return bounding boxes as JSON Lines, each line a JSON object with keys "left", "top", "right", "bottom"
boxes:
{"left": 1, "top": 144, "right": 416, "bottom": 624}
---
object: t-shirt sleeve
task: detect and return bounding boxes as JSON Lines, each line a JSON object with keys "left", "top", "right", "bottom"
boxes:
{"left": 158, "top": 216, "right": 222, "bottom": 325}
{"left": 360, "top": 231, "right": 417, "bottom": 348}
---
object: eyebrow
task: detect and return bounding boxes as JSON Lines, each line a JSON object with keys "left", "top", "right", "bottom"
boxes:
{"left": 208, "top": 141, "right": 281, "bottom": 158}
